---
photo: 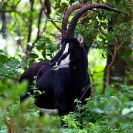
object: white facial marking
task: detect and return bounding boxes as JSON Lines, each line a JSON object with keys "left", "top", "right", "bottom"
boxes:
{"left": 59, "top": 54, "right": 70, "bottom": 68}
{"left": 60, "top": 44, "right": 62, "bottom": 49}
{"left": 51, "top": 54, "right": 70, "bottom": 71}
{"left": 51, "top": 43, "right": 70, "bottom": 71}
{"left": 63, "top": 43, "right": 69, "bottom": 54}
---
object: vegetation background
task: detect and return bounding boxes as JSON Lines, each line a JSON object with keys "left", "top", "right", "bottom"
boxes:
{"left": 0, "top": 0, "right": 133, "bottom": 132}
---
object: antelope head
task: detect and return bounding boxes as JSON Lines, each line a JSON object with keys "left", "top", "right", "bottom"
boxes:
{"left": 50, "top": 4, "right": 126, "bottom": 71}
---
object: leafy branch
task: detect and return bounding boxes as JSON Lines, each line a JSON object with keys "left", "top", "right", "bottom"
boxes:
{"left": 39, "top": 0, "right": 61, "bottom": 33}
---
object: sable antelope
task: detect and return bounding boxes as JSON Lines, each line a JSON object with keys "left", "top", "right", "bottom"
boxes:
{"left": 20, "top": 4, "right": 87, "bottom": 115}
{"left": 20, "top": 4, "right": 125, "bottom": 116}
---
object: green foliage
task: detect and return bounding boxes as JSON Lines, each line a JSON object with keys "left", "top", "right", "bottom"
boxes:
{"left": 63, "top": 86, "right": 133, "bottom": 133}
{"left": 1, "top": 78, "right": 133, "bottom": 132}
{"left": 0, "top": 80, "right": 61, "bottom": 133}
{"left": 0, "top": 55, "right": 28, "bottom": 79}
{"left": 0, "top": 0, "right": 133, "bottom": 132}
{"left": 36, "top": 36, "right": 58, "bottom": 60}
{"left": 0, "top": 41, "right": 60, "bottom": 133}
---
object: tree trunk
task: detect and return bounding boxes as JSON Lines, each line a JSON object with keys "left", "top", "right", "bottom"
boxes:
{"left": 1, "top": 12, "right": 6, "bottom": 39}
{"left": 103, "top": 0, "right": 132, "bottom": 92}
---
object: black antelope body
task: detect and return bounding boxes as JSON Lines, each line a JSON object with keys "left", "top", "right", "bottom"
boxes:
{"left": 20, "top": 4, "right": 125, "bottom": 116}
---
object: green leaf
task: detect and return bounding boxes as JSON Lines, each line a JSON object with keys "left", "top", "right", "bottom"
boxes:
{"left": 122, "top": 50, "right": 132, "bottom": 58}
{"left": 0, "top": 54, "right": 7, "bottom": 63}
{"left": 29, "top": 53, "right": 39, "bottom": 58}
{"left": 37, "top": 41, "right": 44, "bottom": 47}
{"left": 122, "top": 41, "right": 131, "bottom": 47}
{"left": 20, "top": 60, "right": 28, "bottom": 68}
{"left": 6, "top": 60, "right": 20, "bottom": 68}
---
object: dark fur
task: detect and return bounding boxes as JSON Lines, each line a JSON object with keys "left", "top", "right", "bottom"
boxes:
{"left": 19, "top": 39, "right": 91, "bottom": 116}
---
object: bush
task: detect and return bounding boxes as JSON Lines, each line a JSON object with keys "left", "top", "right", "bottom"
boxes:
{"left": 0, "top": 38, "right": 133, "bottom": 133}
{"left": 0, "top": 57, "right": 133, "bottom": 132}
{"left": 0, "top": 80, "right": 61, "bottom": 133}
{"left": 63, "top": 86, "right": 133, "bottom": 133}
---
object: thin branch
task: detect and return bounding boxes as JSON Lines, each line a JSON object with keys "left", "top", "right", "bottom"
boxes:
{"left": 27, "top": 0, "right": 34, "bottom": 44}
{"left": 105, "top": 45, "right": 117, "bottom": 89}
{"left": 39, "top": 0, "right": 61, "bottom": 33}
{"left": 0, "top": 12, "right": 6, "bottom": 39}
{"left": 34, "top": 8, "right": 43, "bottom": 44}
{"left": 33, "top": 65, "right": 44, "bottom": 84}
{"left": 35, "top": 19, "right": 48, "bottom": 44}
{"left": 105, "top": 37, "right": 120, "bottom": 89}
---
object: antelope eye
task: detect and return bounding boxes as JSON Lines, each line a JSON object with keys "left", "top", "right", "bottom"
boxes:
{"left": 69, "top": 43, "right": 73, "bottom": 47}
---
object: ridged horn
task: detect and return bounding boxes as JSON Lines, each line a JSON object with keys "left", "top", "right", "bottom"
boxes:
{"left": 67, "top": 4, "right": 126, "bottom": 39}
{"left": 62, "top": 4, "right": 84, "bottom": 39}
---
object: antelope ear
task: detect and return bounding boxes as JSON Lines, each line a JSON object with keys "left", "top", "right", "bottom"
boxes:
{"left": 77, "top": 34, "right": 84, "bottom": 47}
{"left": 50, "top": 34, "right": 62, "bottom": 49}
{"left": 50, "top": 34, "right": 62, "bottom": 44}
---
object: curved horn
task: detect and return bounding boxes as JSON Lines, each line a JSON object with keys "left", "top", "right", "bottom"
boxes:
{"left": 67, "top": 4, "right": 126, "bottom": 39}
{"left": 62, "top": 4, "right": 84, "bottom": 39}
